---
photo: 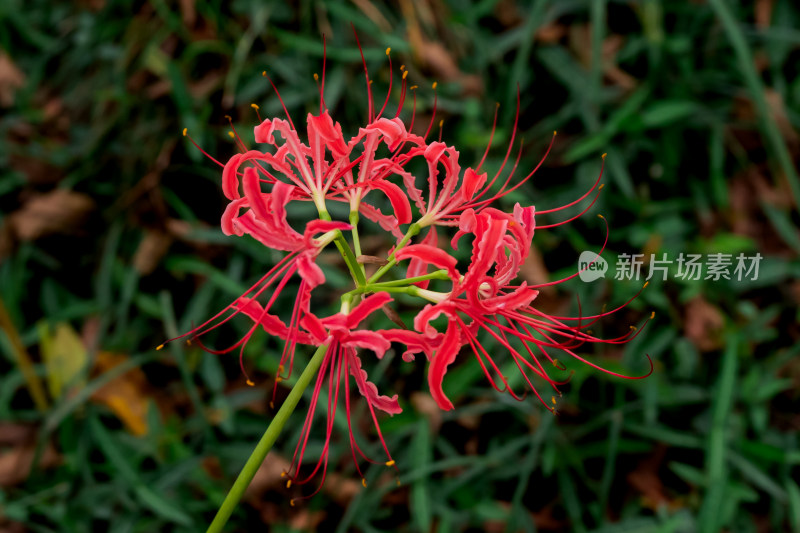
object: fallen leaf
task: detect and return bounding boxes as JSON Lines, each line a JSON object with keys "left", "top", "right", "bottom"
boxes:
{"left": 0, "top": 442, "right": 60, "bottom": 487}
{"left": 536, "top": 24, "right": 567, "bottom": 44}
{"left": 8, "top": 153, "right": 63, "bottom": 186}
{"left": 517, "top": 244, "right": 551, "bottom": 289}
{"left": 288, "top": 508, "right": 326, "bottom": 530}
{"left": 684, "top": 296, "right": 724, "bottom": 352}
{"left": 178, "top": 0, "right": 196, "bottom": 27}
{"left": 245, "top": 452, "right": 292, "bottom": 497}
{"left": 0, "top": 424, "right": 34, "bottom": 446}
{"left": 755, "top": 0, "right": 774, "bottom": 29}
{"left": 92, "top": 351, "right": 152, "bottom": 436}
{"left": 495, "top": 0, "right": 523, "bottom": 27}
{"left": 38, "top": 321, "right": 88, "bottom": 400}
{"left": 764, "top": 88, "right": 799, "bottom": 148}
{"left": 322, "top": 473, "right": 361, "bottom": 505}
{"left": 410, "top": 391, "right": 442, "bottom": 433}
{"left": 351, "top": 0, "right": 391, "bottom": 31}
{"left": 9, "top": 189, "right": 94, "bottom": 241}
{"left": 0, "top": 53, "right": 25, "bottom": 107}
{"left": 133, "top": 230, "right": 173, "bottom": 275}
{"left": 415, "top": 38, "right": 482, "bottom": 96}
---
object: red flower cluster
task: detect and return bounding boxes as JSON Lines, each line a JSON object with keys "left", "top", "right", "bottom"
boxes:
{"left": 170, "top": 39, "right": 651, "bottom": 499}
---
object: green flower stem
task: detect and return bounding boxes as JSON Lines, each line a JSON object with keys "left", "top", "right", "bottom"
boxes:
{"left": 333, "top": 231, "right": 367, "bottom": 286}
{"left": 367, "top": 223, "right": 421, "bottom": 284}
{"left": 318, "top": 209, "right": 366, "bottom": 287}
{"left": 341, "top": 270, "right": 450, "bottom": 300}
{"left": 206, "top": 343, "right": 330, "bottom": 533}
{"left": 349, "top": 211, "right": 367, "bottom": 278}
{"left": 370, "top": 270, "right": 451, "bottom": 288}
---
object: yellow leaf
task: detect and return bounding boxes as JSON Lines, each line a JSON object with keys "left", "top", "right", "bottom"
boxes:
{"left": 92, "top": 352, "right": 150, "bottom": 436}
{"left": 37, "top": 321, "right": 87, "bottom": 400}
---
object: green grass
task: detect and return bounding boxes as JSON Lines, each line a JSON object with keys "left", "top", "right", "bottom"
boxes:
{"left": 1, "top": 1, "right": 799, "bottom": 531}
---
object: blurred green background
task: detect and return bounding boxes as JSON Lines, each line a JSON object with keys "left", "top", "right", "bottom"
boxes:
{"left": 1, "top": 1, "right": 799, "bottom": 531}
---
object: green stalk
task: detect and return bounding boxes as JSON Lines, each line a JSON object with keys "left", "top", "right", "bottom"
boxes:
{"left": 340, "top": 270, "right": 451, "bottom": 301}
{"left": 369, "top": 270, "right": 451, "bottom": 288}
{"left": 333, "top": 231, "right": 367, "bottom": 286}
{"left": 318, "top": 209, "right": 366, "bottom": 286}
{"left": 367, "top": 223, "right": 421, "bottom": 284}
{"left": 349, "top": 211, "right": 367, "bottom": 279}
{"left": 206, "top": 343, "right": 329, "bottom": 533}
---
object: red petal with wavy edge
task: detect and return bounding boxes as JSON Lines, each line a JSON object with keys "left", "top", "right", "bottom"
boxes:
{"left": 347, "top": 349, "right": 402, "bottom": 415}
{"left": 242, "top": 167, "right": 270, "bottom": 221}
{"left": 342, "top": 330, "right": 391, "bottom": 358}
{"left": 461, "top": 215, "right": 507, "bottom": 290}
{"left": 254, "top": 118, "right": 278, "bottom": 144}
{"left": 482, "top": 284, "right": 539, "bottom": 314}
{"left": 299, "top": 312, "right": 328, "bottom": 343}
{"left": 296, "top": 252, "right": 325, "bottom": 289}
{"left": 368, "top": 180, "right": 412, "bottom": 225}
{"left": 344, "top": 292, "right": 393, "bottom": 329}
{"left": 221, "top": 198, "right": 248, "bottom": 236}
{"left": 253, "top": 118, "right": 315, "bottom": 190}
{"left": 365, "top": 117, "right": 407, "bottom": 150}
{"left": 450, "top": 208, "right": 477, "bottom": 250}
{"left": 406, "top": 227, "right": 437, "bottom": 289}
{"left": 306, "top": 111, "right": 347, "bottom": 158}
{"left": 358, "top": 201, "right": 404, "bottom": 239}
{"left": 303, "top": 219, "right": 351, "bottom": 249}
{"left": 400, "top": 165, "right": 427, "bottom": 214}
{"left": 382, "top": 329, "right": 442, "bottom": 362}
{"left": 221, "top": 149, "right": 299, "bottom": 200}
{"left": 235, "top": 211, "right": 303, "bottom": 251}
{"left": 222, "top": 152, "right": 245, "bottom": 200}
{"left": 413, "top": 302, "right": 458, "bottom": 338}
{"left": 461, "top": 167, "right": 487, "bottom": 202}
{"left": 427, "top": 319, "right": 460, "bottom": 411}
{"left": 396, "top": 244, "right": 459, "bottom": 283}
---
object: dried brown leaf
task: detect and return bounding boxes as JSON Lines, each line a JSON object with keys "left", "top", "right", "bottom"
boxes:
{"left": 322, "top": 473, "right": 361, "bottom": 505}
{"left": 9, "top": 189, "right": 94, "bottom": 241}
{"left": 0, "top": 424, "right": 34, "bottom": 447}
{"left": 179, "top": 0, "right": 196, "bottom": 27}
{"left": 356, "top": 255, "right": 388, "bottom": 265}
{"left": 764, "top": 88, "right": 799, "bottom": 148}
{"left": 755, "top": 0, "right": 774, "bottom": 29}
{"left": 8, "top": 154, "right": 62, "bottom": 186}
{"left": 381, "top": 303, "right": 408, "bottom": 329}
{"left": 246, "top": 453, "right": 292, "bottom": 497}
{"left": 0, "top": 442, "right": 60, "bottom": 487}
{"left": 684, "top": 296, "right": 724, "bottom": 352}
{"left": 351, "top": 0, "right": 391, "bottom": 31}
{"left": 0, "top": 53, "right": 25, "bottom": 107}
{"left": 536, "top": 23, "right": 567, "bottom": 44}
{"left": 410, "top": 391, "right": 442, "bottom": 433}
{"left": 517, "top": 244, "right": 550, "bottom": 288}
{"left": 133, "top": 230, "right": 173, "bottom": 275}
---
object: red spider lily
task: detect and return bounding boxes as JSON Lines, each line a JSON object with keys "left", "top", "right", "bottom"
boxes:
{"left": 173, "top": 30, "right": 652, "bottom": 511}
{"left": 222, "top": 111, "right": 423, "bottom": 239}
{"left": 277, "top": 292, "right": 439, "bottom": 501}
{"left": 397, "top": 205, "right": 653, "bottom": 411}
{"left": 227, "top": 291, "right": 441, "bottom": 501}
